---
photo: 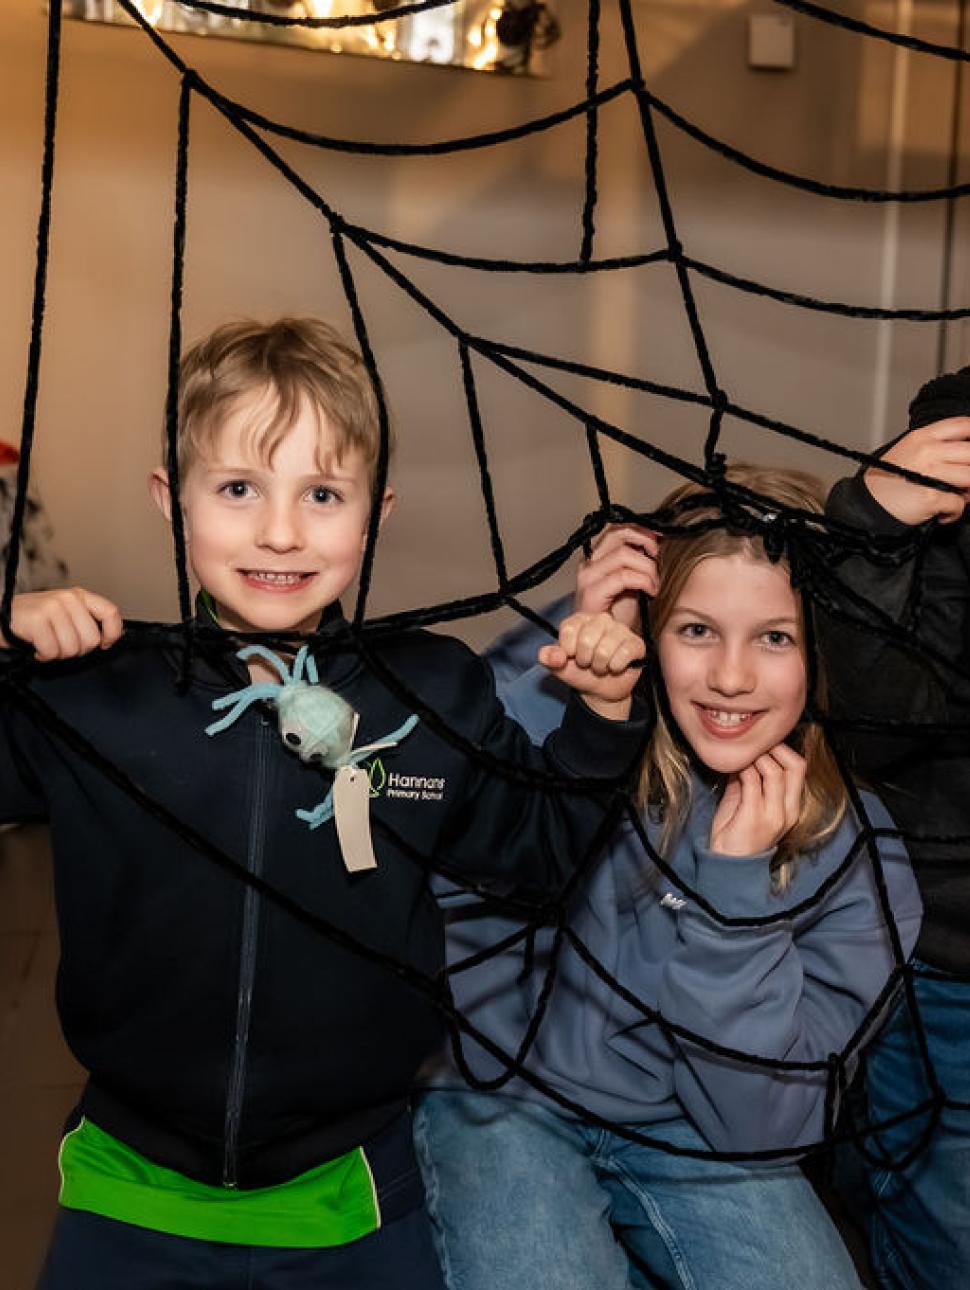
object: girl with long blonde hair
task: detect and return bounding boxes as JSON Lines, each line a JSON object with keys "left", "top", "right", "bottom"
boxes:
{"left": 416, "top": 464, "right": 922, "bottom": 1290}
{"left": 642, "top": 465, "right": 846, "bottom": 889}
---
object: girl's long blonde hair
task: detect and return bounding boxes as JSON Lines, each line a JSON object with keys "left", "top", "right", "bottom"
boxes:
{"left": 641, "top": 464, "right": 847, "bottom": 888}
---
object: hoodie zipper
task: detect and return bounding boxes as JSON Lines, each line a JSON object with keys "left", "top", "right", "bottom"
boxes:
{"left": 222, "top": 714, "right": 270, "bottom": 1188}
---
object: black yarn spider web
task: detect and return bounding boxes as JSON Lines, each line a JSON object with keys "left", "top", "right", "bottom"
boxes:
{"left": 1, "top": 0, "right": 967, "bottom": 1174}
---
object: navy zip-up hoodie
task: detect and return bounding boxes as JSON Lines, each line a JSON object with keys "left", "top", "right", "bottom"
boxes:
{"left": 0, "top": 610, "right": 646, "bottom": 1188}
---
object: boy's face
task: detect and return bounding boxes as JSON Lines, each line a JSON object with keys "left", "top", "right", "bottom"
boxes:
{"left": 151, "top": 392, "right": 392, "bottom": 635}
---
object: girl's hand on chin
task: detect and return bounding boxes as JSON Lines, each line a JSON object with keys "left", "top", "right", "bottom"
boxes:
{"left": 709, "top": 743, "right": 807, "bottom": 857}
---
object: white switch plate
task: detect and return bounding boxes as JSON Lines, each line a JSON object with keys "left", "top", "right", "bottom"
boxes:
{"left": 748, "top": 13, "right": 796, "bottom": 70}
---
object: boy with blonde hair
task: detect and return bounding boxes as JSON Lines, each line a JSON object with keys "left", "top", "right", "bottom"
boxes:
{"left": 2, "top": 317, "right": 646, "bottom": 1289}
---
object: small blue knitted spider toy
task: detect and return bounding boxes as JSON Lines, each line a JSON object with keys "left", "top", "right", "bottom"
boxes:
{"left": 206, "top": 645, "right": 418, "bottom": 865}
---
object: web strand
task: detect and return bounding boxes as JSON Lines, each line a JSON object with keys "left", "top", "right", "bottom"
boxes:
{"left": 2, "top": 0, "right": 964, "bottom": 1172}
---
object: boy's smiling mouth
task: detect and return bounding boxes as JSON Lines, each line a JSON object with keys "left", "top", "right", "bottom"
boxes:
{"left": 239, "top": 570, "right": 316, "bottom": 590}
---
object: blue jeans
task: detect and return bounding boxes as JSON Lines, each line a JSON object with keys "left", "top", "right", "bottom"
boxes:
{"left": 35, "top": 1205, "right": 446, "bottom": 1290}
{"left": 414, "top": 1090, "right": 862, "bottom": 1290}
{"left": 864, "top": 965, "right": 970, "bottom": 1290}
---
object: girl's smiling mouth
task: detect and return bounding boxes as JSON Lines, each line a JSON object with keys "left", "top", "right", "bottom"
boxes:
{"left": 693, "top": 704, "right": 765, "bottom": 739}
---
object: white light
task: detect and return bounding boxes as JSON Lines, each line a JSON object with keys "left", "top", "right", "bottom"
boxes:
{"left": 133, "top": 0, "right": 165, "bottom": 26}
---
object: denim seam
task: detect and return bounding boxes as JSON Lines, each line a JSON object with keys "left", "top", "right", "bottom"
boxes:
{"left": 606, "top": 1157, "right": 696, "bottom": 1290}
{"left": 869, "top": 1166, "right": 897, "bottom": 1203}
{"left": 411, "top": 1105, "right": 460, "bottom": 1290}
{"left": 590, "top": 1126, "right": 611, "bottom": 1157}
{"left": 870, "top": 1217, "right": 908, "bottom": 1290}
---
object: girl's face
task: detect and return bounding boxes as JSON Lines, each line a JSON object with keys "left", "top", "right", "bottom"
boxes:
{"left": 657, "top": 553, "right": 808, "bottom": 775}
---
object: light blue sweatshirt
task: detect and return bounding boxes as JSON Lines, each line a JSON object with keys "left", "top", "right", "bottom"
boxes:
{"left": 432, "top": 661, "right": 922, "bottom": 1155}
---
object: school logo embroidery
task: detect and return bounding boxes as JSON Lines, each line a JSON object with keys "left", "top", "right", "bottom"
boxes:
{"left": 366, "top": 757, "right": 446, "bottom": 803}
{"left": 367, "top": 757, "right": 387, "bottom": 798}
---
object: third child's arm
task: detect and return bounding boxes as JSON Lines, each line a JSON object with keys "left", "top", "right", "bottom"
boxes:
{"left": 864, "top": 416, "right": 970, "bottom": 527}
{"left": 823, "top": 417, "right": 970, "bottom": 741}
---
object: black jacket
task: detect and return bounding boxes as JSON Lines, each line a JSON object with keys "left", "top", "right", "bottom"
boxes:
{"left": 0, "top": 613, "right": 645, "bottom": 1187}
{"left": 823, "top": 476, "right": 970, "bottom": 973}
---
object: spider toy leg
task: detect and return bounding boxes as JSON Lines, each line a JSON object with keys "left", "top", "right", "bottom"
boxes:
{"left": 347, "top": 714, "right": 420, "bottom": 764}
{"left": 236, "top": 645, "right": 292, "bottom": 682}
{"left": 295, "top": 716, "right": 418, "bottom": 830}
{"left": 290, "top": 645, "right": 319, "bottom": 685}
{"left": 295, "top": 789, "right": 336, "bottom": 831}
{"left": 205, "top": 683, "right": 282, "bottom": 736}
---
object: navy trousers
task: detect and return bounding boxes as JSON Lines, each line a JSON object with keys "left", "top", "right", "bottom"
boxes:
{"left": 36, "top": 1205, "right": 447, "bottom": 1290}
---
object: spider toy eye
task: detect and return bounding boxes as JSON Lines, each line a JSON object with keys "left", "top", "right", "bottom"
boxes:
{"left": 278, "top": 685, "right": 357, "bottom": 769}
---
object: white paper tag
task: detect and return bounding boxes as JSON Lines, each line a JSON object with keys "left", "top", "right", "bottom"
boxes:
{"left": 333, "top": 765, "right": 378, "bottom": 873}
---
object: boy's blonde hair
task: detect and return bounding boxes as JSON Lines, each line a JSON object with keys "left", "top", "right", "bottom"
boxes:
{"left": 642, "top": 463, "right": 847, "bottom": 888}
{"left": 170, "top": 318, "right": 387, "bottom": 479}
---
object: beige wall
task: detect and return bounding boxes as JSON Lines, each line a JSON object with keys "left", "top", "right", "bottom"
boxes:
{"left": 1, "top": 1, "right": 966, "bottom": 648}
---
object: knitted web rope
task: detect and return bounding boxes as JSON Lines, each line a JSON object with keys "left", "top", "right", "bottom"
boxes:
{"left": 2, "top": 1, "right": 967, "bottom": 1170}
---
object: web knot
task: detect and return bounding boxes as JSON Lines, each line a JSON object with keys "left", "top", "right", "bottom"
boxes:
{"left": 705, "top": 450, "right": 728, "bottom": 484}
{"left": 762, "top": 510, "right": 788, "bottom": 563}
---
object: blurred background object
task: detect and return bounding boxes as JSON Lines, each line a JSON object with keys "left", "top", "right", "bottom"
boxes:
{"left": 63, "top": 1, "right": 562, "bottom": 76}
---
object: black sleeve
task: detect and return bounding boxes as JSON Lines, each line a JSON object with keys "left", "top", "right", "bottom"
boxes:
{"left": 483, "top": 595, "right": 572, "bottom": 687}
{"left": 0, "top": 669, "right": 50, "bottom": 824}
{"left": 820, "top": 475, "right": 970, "bottom": 769}
{"left": 437, "top": 647, "right": 647, "bottom": 898}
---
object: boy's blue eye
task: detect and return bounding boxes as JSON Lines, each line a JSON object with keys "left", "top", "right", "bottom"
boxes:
{"left": 221, "top": 480, "right": 251, "bottom": 499}
{"left": 310, "top": 485, "right": 339, "bottom": 505}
